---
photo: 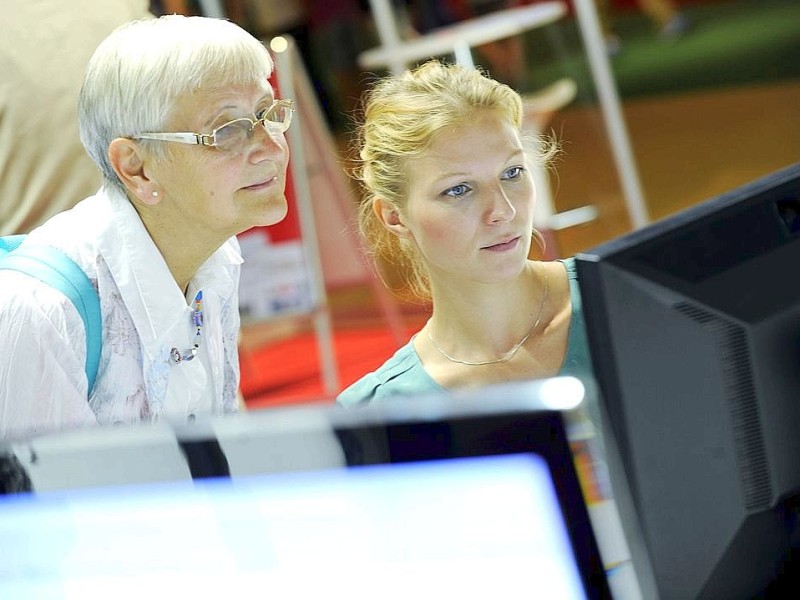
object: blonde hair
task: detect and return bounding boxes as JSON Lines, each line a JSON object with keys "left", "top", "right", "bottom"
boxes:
{"left": 352, "top": 60, "right": 554, "bottom": 301}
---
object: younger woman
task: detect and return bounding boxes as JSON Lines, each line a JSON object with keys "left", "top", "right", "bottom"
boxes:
{"left": 337, "top": 60, "right": 593, "bottom": 405}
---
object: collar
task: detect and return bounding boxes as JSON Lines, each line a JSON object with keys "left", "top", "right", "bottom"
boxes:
{"left": 95, "top": 186, "right": 242, "bottom": 354}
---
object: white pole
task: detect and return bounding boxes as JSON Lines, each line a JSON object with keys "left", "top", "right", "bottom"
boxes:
{"left": 453, "top": 39, "right": 475, "bottom": 68}
{"left": 572, "top": 0, "right": 649, "bottom": 228}
{"left": 196, "top": 0, "right": 225, "bottom": 19}
{"left": 273, "top": 36, "right": 340, "bottom": 395}
{"left": 367, "top": 0, "right": 407, "bottom": 75}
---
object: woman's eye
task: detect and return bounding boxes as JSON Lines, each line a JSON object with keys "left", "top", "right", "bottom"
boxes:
{"left": 502, "top": 166, "right": 525, "bottom": 180}
{"left": 443, "top": 183, "right": 471, "bottom": 198}
{"left": 255, "top": 105, "right": 271, "bottom": 120}
{"left": 215, "top": 119, "right": 251, "bottom": 144}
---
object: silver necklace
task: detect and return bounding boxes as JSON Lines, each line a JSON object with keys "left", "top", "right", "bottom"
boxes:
{"left": 426, "top": 263, "right": 549, "bottom": 366}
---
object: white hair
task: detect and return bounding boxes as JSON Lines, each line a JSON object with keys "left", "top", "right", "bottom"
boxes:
{"left": 79, "top": 15, "right": 275, "bottom": 192}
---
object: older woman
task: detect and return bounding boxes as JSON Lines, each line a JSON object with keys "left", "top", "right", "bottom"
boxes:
{"left": 337, "top": 60, "right": 594, "bottom": 406}
{"left": 0, "top": 15, "right": 293, "bottom": 438}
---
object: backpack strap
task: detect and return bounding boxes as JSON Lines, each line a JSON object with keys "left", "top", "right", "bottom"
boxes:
{"left": 0, "top": 234, "right": 26, "bottom": 253}
{"left": 0, "top": 242, "right": 102, "bottom": 394}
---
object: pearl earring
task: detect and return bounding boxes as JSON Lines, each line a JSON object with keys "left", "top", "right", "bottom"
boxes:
{"left": 151, "top": 190, "right": 159, "bottom": 198}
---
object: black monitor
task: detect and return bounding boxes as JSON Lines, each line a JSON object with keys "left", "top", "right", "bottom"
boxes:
{"left": 576, "top": 162, "right": 800, "bottom": 599}
{"left": 0, "top": 378, "right": 612, "bottom": 599}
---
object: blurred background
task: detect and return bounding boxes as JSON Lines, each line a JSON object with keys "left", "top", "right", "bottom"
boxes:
{"left": 119, "top": 1, "right": 800, "bottom": 405}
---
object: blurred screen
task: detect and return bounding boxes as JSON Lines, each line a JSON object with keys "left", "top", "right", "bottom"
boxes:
{"left": 0, "top": 453, "right": 586, "bottom": 599}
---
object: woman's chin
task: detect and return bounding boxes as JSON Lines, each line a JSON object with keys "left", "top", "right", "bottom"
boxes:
{"left": 269, "top": 196, "right": 289, "bottom": 224}
{"left": 254, "top": 194, "right": 289, "bottom": 227}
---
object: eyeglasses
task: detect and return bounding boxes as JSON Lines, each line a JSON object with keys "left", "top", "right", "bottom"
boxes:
{"left": 136, "top": 99, "right": 294, "bottom": 154}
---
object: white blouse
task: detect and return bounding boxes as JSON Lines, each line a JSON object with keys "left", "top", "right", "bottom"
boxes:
{"left": 0, "top": 186, "right": 242, "bottom": 440}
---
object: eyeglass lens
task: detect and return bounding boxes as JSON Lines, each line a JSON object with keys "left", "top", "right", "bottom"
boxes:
{"left": 214, "top": 103, "right": 292, "bottom": 153}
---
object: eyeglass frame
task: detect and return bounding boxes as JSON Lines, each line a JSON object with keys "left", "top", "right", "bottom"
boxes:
{"left": 134, "top": 98, "right": 295, "bottom": 152}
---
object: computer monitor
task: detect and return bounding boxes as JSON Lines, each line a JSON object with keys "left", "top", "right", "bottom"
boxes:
{"left": 0, "top": 378, "right": 612, "bottom": 599}
{"left": 576, "top": 162, "right": 800, "bottom": 599}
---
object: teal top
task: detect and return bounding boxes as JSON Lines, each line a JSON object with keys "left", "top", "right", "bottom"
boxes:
{"left": 337, "top": 258, "right": 594, "bottom": 406}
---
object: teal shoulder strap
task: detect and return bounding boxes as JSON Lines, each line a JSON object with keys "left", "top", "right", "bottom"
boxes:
{"left": 0, "top": 237, "right": 102, "bottom": 394}
{"left": 0, "top": 235, "right": 26, "bottom": 253}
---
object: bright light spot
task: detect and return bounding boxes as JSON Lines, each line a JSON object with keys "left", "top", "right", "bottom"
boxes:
{"left": 539, "top": 377, "right": 585, "bottom": 411}
{"left": 270, "top": 37, "right": 288, "bottom": 53}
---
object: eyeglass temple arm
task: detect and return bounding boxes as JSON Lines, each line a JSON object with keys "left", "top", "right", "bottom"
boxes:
{"left": 137, "top": 132, "right": 213, "bottom": 146}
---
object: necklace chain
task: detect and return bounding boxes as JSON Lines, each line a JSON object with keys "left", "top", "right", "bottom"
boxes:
{"left": 426, "top": 264, "right": 549, "bottom": 366}
{"left": 170, "top": 290, "right": 204, "bottom": 364}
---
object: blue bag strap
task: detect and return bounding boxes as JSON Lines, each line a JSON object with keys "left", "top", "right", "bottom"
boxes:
{"left": 0, "top": 244, "right": 102, "bottom": 394}
{"left": 0, "top": 234, "right": 26, "bottom": 253}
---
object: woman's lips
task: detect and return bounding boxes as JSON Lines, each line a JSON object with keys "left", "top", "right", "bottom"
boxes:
{"left": 482, "top": 236, "right": 520, "bottom": 252}
{"left": 242, "top": 175, "right": 277, "bottom": 191}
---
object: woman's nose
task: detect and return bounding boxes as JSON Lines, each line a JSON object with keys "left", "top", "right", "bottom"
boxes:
{"left": 486, "top": 186, "right": 516, "bottom": 223}
{"left": 248, "top": 123, "right": 287, "bottom": 161}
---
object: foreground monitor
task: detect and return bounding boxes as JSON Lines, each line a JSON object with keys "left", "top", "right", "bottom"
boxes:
{"left": 0, "top": 378, "right": 611, "bottom": 599}
{"left": 576, "top": 162, "right": 800, "bottom": 598}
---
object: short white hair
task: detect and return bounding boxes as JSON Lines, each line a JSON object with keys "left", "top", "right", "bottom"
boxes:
{"left": 79, "top": 15, "right": 275, "bottom": 192}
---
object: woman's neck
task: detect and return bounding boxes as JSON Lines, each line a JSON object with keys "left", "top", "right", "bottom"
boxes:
{"left": 427, "top": 261, "right": 544, "bottom": 352}
{"left": 139, "top": 210, "right": 224, "bottom": 295}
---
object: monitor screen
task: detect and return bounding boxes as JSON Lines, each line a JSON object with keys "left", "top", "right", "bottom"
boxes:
{"left": 0, "top": 455, "right": 585, "bottom": 598}
{"left": 0, "top": 378, "right": 612, "bottom": 599}
{"left": 576, "top": 162, "right": 800, "bottom": 598}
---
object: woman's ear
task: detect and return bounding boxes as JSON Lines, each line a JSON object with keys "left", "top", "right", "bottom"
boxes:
{"left": 107, "top": 138, "right": 161, "bottom": 205}
{"left": 373, "top": 197, "right": 410, "bottom": 239}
